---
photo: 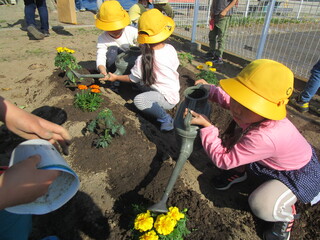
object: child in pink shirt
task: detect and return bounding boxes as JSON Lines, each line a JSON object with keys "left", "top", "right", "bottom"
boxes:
{"left": 188, "top": 59, "right": 320, "bottom": 240}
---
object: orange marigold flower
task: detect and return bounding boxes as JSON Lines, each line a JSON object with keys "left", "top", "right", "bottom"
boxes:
{"left": 89, "top": 85, "right": 100, "bottom": 89}
{"left": 78, "top": 85, "right": 88, "bottom": 90}
{"left": 91, "top": 89, "right": 101, "bottom": 93}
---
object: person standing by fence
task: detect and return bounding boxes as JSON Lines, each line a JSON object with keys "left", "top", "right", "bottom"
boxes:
{"left": 291, "top": 58, "right": 320, "bottom": 115}
{"left": 152, "top": 0, "right": 174, "bottom": 19}
{"left": 205, "top": 0, "right": 238, "bottom": 64}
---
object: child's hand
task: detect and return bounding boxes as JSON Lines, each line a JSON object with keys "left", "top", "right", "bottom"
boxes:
{"left": 107, "top": 73, "right": 119, "bottom": 82}
{"left": 99, "top": 73, "right": 109, "bottom": 81}
{"left": 184, "top": 108, "right": 212, "bottom": 128}
{"left": 195, "top": 79, "right": 209, "bottom": 85}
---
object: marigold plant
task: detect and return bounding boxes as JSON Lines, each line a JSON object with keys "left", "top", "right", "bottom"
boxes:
{"left": 132, "top": 205, "right": 190, "bottom": 240}
{"left": 139, "top": 230, "right": 159, "bottom": 240}
{"left": 196, "top": 61, "right": 218, "bottom": 85}
{"left": 134, "top": 211, "right": 154, "bottom": 232}
{"left": 54, "top": 47, "right": 81, "bottom": 72}
{"left": 74, "top": 84, "right": 103, "bottom": 112}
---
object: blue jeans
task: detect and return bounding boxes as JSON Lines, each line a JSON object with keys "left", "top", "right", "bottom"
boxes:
{"left": 0, "top": 210, "right": 32, "bottom": 240}
{"left": 300, "top": 59, "right": 320, "bottom": 103}
{"left": 75, "top": 0, "right": 84, "bottom": 10}
{"left": 24, "top": 0, "right": 49, "bottom": 31}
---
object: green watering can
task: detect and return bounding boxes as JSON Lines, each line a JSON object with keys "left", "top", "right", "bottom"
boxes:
{"left": 148, "top": 84, "right": 211, "bottom": 213}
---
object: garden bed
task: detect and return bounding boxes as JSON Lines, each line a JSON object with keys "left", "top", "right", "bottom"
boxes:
{"left": 0, "top": 28, "right": 319, "bottom": 240}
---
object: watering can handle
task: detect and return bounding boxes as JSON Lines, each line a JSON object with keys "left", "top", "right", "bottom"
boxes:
{"left": 184, "top": 108, "right": 192, "bottom": 131}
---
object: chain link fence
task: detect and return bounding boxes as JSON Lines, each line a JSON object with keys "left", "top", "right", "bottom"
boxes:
{"left": 171, "top": 0, "right": 320, "bottom": 80}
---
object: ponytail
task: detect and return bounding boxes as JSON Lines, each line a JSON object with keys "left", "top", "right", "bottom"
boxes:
{"left": 140, "top": 43, "right": 156, "bottom": 86}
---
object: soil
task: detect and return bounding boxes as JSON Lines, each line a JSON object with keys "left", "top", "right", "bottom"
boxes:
{"left": 0, "top": 5, "right": 320, "bottom": 240}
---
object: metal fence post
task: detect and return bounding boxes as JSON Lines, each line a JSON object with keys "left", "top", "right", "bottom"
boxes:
{"left": 255, "top": 0, "right": 276, "bottom": 59}
{"left": 191, "top": 0, "right": 200, "bottom": 43}
{"left": 297, "top": 0, "right": 304, "bottom": 19}
{"left": 245, "top": 0, "right": 251, "bottom": 18}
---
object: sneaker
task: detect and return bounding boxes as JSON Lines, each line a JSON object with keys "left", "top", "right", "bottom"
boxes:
{"left": 42, "top": 30, "right": 50, "bottom": 37}
{"left": 290, "top": 96, "right": 309, "bottom": 113}
{"left": 204, "top": 52, "right": 214, "bottom": 59}
{"left": 27, "top": 25, "right": 45, "bottom": 40}
{"left": 80, "top": 8, "right": 86, "bottom": 12}
{"left": 213, "top": 169, "right": 247, "bottom": 190}
{"left": 212, "top": 56, "right": 223, "bottom": 64}
{"left": 263, "top": 221, "right": 294, "bottom": 240}
{"left": 158, "top": 114, "right": 174, "bottom": 132}
{"left": 263, "top": 205, "right": 299, "bottom": 240}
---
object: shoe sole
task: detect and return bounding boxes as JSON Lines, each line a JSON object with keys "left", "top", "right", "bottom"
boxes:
{"left": 27, "top": 26, "right": 45, "bottom": 40}
{"left": 214, "top": 172, "right": 247, "bottom": 190}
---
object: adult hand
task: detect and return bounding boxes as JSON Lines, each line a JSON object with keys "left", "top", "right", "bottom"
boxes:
{"left": 220, "top": 10, "right": 227, "bottom": 17}
{"left": 0, "top": 155, "right": 60, "bottom": 210}
{"left": 1, "top": 97, "right": 71, "bottom": 155}
{"left": 184, "top": 108, "right": 212, "bottom": 128}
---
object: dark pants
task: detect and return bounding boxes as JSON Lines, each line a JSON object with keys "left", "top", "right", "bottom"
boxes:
{"left": 208, "top": 15, "right": 231, "bottom": 58}
{"left": 24, "top": 0, "right": 49, "bottom": 31}
{"left": 0, "top": 210, "right": 32, "bottom": 240}
{"left": 106, "top": 46, "right": 124, "bottom": 73}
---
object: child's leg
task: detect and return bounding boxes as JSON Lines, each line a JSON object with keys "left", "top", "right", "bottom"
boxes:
{"left": 133, "top": 91, "right": 174, "bottom": 119}
{"left": 133, "top": 91, "right": 175, "bottom": 131}
{"left": 249, "top": 179, "right": 297, "bottom": 222}
{"left": 0, "top": 210, "right": 32, "bottom": 240}
{"left": 106, "top": 46, "right": 123, "bottom": 73}
{"left": 249, "top": 180, "right": 297, "bottom": 240}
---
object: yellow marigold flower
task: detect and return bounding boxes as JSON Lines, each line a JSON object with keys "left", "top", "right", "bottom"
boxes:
{"left": 196, "top": 65, "right": 204, "bottom": 70}
{"left": 56, "top": 47, "right": 63, "bottom": 53}
{"left": 168, "top": 207, "right": 184, "bottom": 221}
{"left": 89, "top": 85, "right": 100, "bottom": 89}
{"left": 205, "top": 61, "right": 213, "bottom": 67}
{"left": 91, "top": 89, "right": 101, "bottom": 93}
{"left": 154, "top": 214, "right": 176, "bottom": 235}
{"left": 134, "top": 211, "right": 154, "bottom": 232}
{"left": 139, "top": 230, "right": 159, "bottom": 240}
{"left": 78, "top": 85, "right": 88, "bottom": 90}
{"left": 209, "top": 67, "right": 216, "bottom": 72}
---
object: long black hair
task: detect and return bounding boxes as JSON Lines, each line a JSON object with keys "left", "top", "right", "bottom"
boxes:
{"left": 140, "top": 43, "right": 156, "bottom": 86}
{"left": 221, "top": 119, "right": 266, "bottom": 153}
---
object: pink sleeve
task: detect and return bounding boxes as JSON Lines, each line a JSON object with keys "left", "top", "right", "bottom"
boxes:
{"left": 208, "top": 85, "right": 231, "bottom": 110}
{"left": 199, "top": 125, "right": 275, "bottom": 170}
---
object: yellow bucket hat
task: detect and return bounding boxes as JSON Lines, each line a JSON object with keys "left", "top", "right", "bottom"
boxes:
{"left": 220, "top": 59, "right": 294, "bottom": 120}
{"left": 137, "top": 9, "right": 175, "bottom": 44}
{"left": 95, "top": 1, "right": 130, "bottom": 31}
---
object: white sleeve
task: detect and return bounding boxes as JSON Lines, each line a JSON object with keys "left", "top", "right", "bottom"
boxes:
{"left": 96, "top": 34, "right": 107, "bottom": 69}
{"left": 129, "top": 56, "right": 142, "bottom": 83}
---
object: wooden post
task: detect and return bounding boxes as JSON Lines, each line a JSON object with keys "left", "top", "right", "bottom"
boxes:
{"left": 57, "top": 0, "right": 77, "bottom": 24}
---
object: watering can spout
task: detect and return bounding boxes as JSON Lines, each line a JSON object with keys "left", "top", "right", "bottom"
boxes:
{"left": 148, "top": 85, "right": 211, "bottom": 213}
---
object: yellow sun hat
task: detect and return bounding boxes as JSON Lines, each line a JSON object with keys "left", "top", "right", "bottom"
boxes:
{"left": 95, "top": 1, "right": 130, "bottom": 31}
{"left": 220, "top": 59, "right": 294, "bottom": 120}
{"left": 137, "top": 9, "right": 175, "bottom": 44}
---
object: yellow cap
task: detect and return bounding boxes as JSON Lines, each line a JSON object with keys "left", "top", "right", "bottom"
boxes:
{"left": 95, "top": 1, "right": 130, "bottom": 31}
{"left": 220, "top": 59, "right": 294, "bottom": 120}
{"left": 137, "top": 9, "right": 175, "bottom": 44}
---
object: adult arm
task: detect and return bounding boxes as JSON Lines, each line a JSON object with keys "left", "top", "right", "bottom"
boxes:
{"left": 0, "top": 97, "right": 71, "bottom": 155}
{"left": 220, "top": 0, "right": 238, "bottom": 17}
{"left": 0, "top": 96, "right": 72, "bottom": 209}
